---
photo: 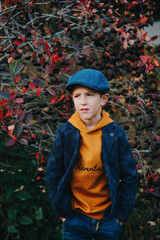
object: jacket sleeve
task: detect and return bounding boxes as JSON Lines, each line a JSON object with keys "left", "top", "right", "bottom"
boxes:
{"left": 45, "top": 126, "right": 65, "bottom": 213}
{"left": 115, "top": 130, "right": 138, "bottom": 223}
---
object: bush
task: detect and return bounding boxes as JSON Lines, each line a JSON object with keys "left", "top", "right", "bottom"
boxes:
{"left": 0, "top": 0, "right": 159, "bottom": 239}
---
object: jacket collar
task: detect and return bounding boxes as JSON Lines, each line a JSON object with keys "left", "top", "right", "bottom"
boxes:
{"left": 102, "top": 122, "right": 116, "bottom": 155}
{"left": 67, "top": 122, "right": 116, "bottom": 154}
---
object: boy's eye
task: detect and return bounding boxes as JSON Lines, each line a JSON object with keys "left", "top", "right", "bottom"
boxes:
{"left": 74, "top": 94, "right": 80, "bottom": 98}
{"left": 87, "top": 93, "right": 94, "bottom": 96}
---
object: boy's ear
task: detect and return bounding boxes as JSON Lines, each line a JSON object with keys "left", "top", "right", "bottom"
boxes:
{"left": 101, "top": 94, "right": 109, "bottom": 106}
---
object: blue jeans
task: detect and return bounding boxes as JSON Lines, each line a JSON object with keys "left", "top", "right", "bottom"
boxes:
{"left": 63, "top": 212, "right": 122, "bottom": 240}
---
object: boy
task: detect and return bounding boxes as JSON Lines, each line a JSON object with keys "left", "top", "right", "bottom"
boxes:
{"left": 45, "top": 69, "right": 138, "bottom": 240}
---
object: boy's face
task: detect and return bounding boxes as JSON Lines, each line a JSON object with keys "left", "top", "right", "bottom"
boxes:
{"left": 71, "top": 85, "right": 109, "bottom": 128}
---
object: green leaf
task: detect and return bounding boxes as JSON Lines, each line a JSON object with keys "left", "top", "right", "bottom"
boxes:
{"left": 6, "top": 187, "right": 13, "bottom": 200}
{"left": 0, "top": 90, "right": 10, "bottom": 99}
{"left": 9, "top": 62, "right": 17, "bottom": 74}
{"left": 8, "top": 225, "right": 17, "bottom": 233}
{"left": 16, "top": 174, "right": 28, "bottom": 183}
{"left": 32, "top": 77, "right": 46, "bottom": 87}
{"left": 30, "top": 120, "right": 39, "bottom": 125}
{"left": 0, "top": 71, "right": 10, "bottom": 76}
{"left": 20, "top": 216, "right": 33, "bottom": 225}
{"left": 14, "top": 63, "right": 24, "bottom": 77}
{"left": 16, "top": 190, "right": 32, "bottom": 200}
{"left": 15, "top": 122, "right": 23, "bottom": 137}
{"left": 7, "top": 209, "right": 17, "bottom": 225}
{"left": 60, "top": 74, "right": 68, "bottom": 81}
{"left": 35, "top": 207, "right": 43, "bottom": 221}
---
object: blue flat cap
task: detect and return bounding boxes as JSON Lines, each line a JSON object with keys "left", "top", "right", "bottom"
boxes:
{"left": 65, "top": 69, "right": 110, "bottom": 93}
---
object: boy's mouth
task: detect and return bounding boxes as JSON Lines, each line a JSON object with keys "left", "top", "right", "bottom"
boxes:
{"left": 80, "top": 108, "right": 89, "bottom": 112}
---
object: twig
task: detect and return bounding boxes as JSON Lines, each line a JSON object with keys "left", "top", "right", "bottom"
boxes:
{"left": 46, "top": 124, "right": 55, "bottom": 142}
{"left": 135, "top": 148, "right": 148, "bottom": 185}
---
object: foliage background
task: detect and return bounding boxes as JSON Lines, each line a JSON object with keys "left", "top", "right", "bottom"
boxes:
{"left": 0, "top": 0, "right": 160, "bottom": 239}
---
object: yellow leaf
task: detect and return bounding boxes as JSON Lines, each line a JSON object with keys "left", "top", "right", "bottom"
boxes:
{"left": 138, "top": 87, "right": 144, "bottom": 92}
{"left": 154, "top": 59, "right": 160, "bottom": 67}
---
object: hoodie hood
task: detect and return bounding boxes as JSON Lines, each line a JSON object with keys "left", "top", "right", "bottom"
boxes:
{"left": 68, "top": 110, "right": 113, "bottom": 133}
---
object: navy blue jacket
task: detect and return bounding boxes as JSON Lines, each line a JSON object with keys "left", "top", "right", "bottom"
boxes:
{"left": 45, "top": 121, "right": 138, "bottom": 223}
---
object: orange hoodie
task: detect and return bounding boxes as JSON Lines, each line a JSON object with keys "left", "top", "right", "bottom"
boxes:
{"left": 68, "top": 110, "right": 113, "bottom": 219}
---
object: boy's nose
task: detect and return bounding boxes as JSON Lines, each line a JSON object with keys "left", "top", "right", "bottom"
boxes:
{"left": 81, "top": 96, "right": 87, "bottom": 105}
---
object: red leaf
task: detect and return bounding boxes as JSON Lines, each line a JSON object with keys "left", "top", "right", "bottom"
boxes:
{"left": 14, "top": 98, "right": 24, "bottom": 103}
{"left": 22, "top": 87, "right": 27, "bottom": 94}
{"left": 0, "top": 109, "right": 3, "bottom": 117}
{"left": 66, "top": 96, "right": 70, "bottom": 101}
{"left": 27, "top": 113, "right": 33, "bottom": 123}
{"left": 45, "top": 27, "right": 51, "bottom": 36}
{"left": 9, "top": 48, "right": 14, "bottom": 52}
{"left": 32, "top": 134, "right": 36, "bottom": 139}
{"left": 13, "top": 41, "right": 21, "bottom": 45}
{"left": 63, "top": 66, "right": 69, "bottom": 73}
{"left": 119, "top": 28, "right": 126, "bottom": 38}
{"left": 79, "top": 0, "right": 86, "bottom": 6}
{"left": 46, "top": 87, "right": 55, "bottom": 96}
{"left": 10, "top": 92, "right": 16, "bottom": 101}
{"left": 124, "top": 39, "right": 128, "bottom": 49}
{"left": 137, "top": 100, "right": 141, "bottom": 104}
{"left": 147, "top": 173, "right": 159, "bottom": 181}
{"left": 44, "top": 42, "right": 50, "bottom": 51}
{"left": 6, "top": 106, "right": 13, "bottom": 117}
{"left": 36, "top": 153, "right": 40, "bottom": 159}
{"left": 128, "top": 106, "right": 133, "bottom": 112}
{"left": 50, "top": 96, "right": 56, "bottom": 104}
{"left": 14, "top": 75, "right": 20, "bottom": 83}
{"left": 51, "top": 53, "right": 60, "bottom": 63}
{"left": 154, "top": 59, "right": 160, "bottom": 67}
{"left": 29, "top": 0, "right": 35, "bottom": 5}
{"left": 128, "top": 39, "right": 135, "bottom": 46}
{"left": 132, "top": 1, "right": 138, "bottom": 5}
{"left": 18, "top": 139, "right": 28, "bottom": 145}
{"left": 19, "top": 111, "right": 25, "bottom": 121}
{"left": 139, "top": 16, "right": 148, "bottom": 24}
{"left": 2, "top": 124, "right": 8, "bottom": 132}
{"left": 151, "top": 35, "right": 158, "bottom": 41}
{"left": 36, "top": 88, "right": 41, "bottom": 97}
{"left": 8, "top": 57, "right": 13, "bottom": 63}
{"left": 41, "top": 156, "right": 45, "bottom": 163}
{"left": 147, "top": 64, "right": 154, "bottom": 71}
{"left": 5, "top": 138, "right": 15, "bottom": 146}
{"left": 29, "top": 82, "right": 38, "bottom": 90}
{"left": 114, "top": 95, "right": 120, "bottom": 101}
{"left": 142, "top": 32, "right": 148, "bottom": 38}
{"left": 140, "top": 55, "right": 148, "bottom": 62}
{"left": 57, "top": 94, "right": 65, "bottom": 102}
{"left": 17, "top": 49, "right": 23, "bottom": 53}
{"left": 19, "top": 36, "right": 25, "bottom": 41}
{"left": 137, "top": 62, "right": 144, "bottom": 68}
{"left": 0, "top": 100, "right": 6, "bottom": 105}
{"left": 32, "top": 51, "right": 37, "bottom": 58}
{"left": 136, "top": 164, "right": 139, "bottom": 170}
{"left": 156, "top": 135, "right": 159, "bottom": 141}
{"left": 40, "top": 59, "right": 45, "bottom": 65}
